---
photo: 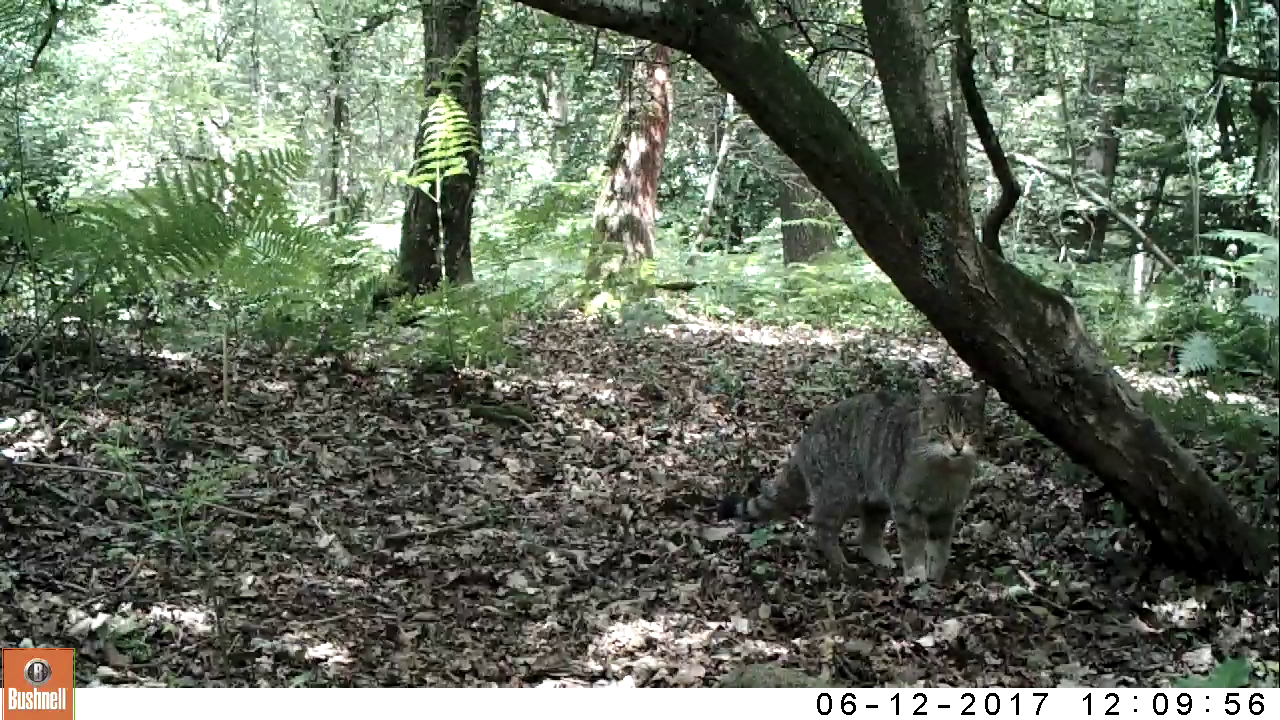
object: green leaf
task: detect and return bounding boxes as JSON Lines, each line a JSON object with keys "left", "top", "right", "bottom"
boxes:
{"left": 748, "top": 527, "right": 773, "bottom": 550}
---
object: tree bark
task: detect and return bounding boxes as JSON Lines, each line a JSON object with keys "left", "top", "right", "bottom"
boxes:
{"left": 1246, "top": 0, "right": 1279, "bottom": 233}
{"left": 324, "top": 38, "right": 353, "bottom": 227}
{"left": 585, "top": 43, "right": 673, "bottom": 281}
{"left": 949, "top": 0, "right": 970, "bottom": 192}
{"left": 399, "top": 0, "right": 482, "bottom": 293}
{"left": 779, "top": 165, "right": 837, "bottom": 264}
{"left": 513, "top": 0, "right": 1270, "bottom": 579}
{"left": 764, "top": 0, "right": 837, "bottom": 266}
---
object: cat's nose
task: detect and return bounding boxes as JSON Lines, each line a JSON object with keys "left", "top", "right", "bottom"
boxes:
{"left": 950, "top": 438, "right": 965, "bottom": 454}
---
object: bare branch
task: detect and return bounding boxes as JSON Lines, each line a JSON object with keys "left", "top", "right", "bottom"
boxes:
{"left": 1009, "top": 151, "right": 1183, "bottom": 276}
{"left": 953, "top": 0, "right": 1016, "bottom": 258}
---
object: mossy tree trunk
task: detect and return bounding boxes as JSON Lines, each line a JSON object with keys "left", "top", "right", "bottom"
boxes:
{"left": 778, "top": 166, "right": 837, "bottom": 264}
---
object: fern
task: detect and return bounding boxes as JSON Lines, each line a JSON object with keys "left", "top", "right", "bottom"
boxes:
{"left": 405, "top": 91, "right": 480, "bottom": 192}
{"left": 1178, "top": 331, "right": 1221, "bottom": 375}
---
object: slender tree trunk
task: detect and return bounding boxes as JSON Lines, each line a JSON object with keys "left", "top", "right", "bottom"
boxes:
{"left": 324, "top": 39, "right": 353, "bottom": 226}
{"left": 536, "top": 69, "right": 572, "bottom": 168}
{"left": 692, "top": 94, "right": 739, "bottom": 254}
{"left": 586, "top": 43, "right": 673, "bottom": 281}
{"left": 950, "top": 0, "right": 970, "bottom": 191}
{"left": 1073, "top": 50, "right": 1129, "bottom": 261}
{"left": 399, "top": 0, "right": 482, "bottom": 292}
{"left": 514, "top": 0, "right": 1270, "bottom": 579}
{"left": 311, "top": 9, "right": 398, "bottom": 226}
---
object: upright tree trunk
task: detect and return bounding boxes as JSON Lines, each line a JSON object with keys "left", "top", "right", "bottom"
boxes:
{"left": 536, "top": 68, "right": 572, "bottom": 168}
{"left": 514, "top": 0, "right": 1269, "bottom": 579}
{"left": 950, "top": 0, "right": 970, "bottom": 191}
{"left": 692, "top": 93, "right": 739, "bottom": 254}
{"left": 1247, "top": 0, "right": 1279, "bottom": 232}
{"left": 765, "top": 0, "right": 837, "bottom": 266}
{"left": 585, "top": 43, "right": 673, "bottom": 282}
{"left": 311, "top": 9, "right": 397, "bottom": 226}
{"left": 779, "top": 166, "right": 837, "bottom": 264}
{"left": 400, "top": 0, "right": 482, "bottom": 292}
{"left": 1073, "top": 49, "right": 1129, "bottom": 261}
{"left": 324, "top": 38, "right": 353, "bottom": 226}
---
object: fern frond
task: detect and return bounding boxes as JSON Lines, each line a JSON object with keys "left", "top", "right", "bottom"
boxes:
{"left": 1178, "top": 331, "right": 1221, "bottom": 375}
{"left": 1241, "top": 295, "right": 1279, "bottom": 321}
{"left": 407, "top": 92, "right": 479, "bottom": 189}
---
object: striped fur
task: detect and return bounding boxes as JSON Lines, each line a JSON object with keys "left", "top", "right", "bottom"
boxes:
{"left": 719, "top": 380, "right": 988, "bottom": 583}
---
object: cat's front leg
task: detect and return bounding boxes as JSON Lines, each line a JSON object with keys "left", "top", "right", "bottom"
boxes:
{"left": 858, "top": 504, "right": 895, "bottom": 569}
{"left": 925, "top": 513, "right": 959, "bottom": 582}
{"left": 895, "top": 512, "right": 929, "bottom": 582}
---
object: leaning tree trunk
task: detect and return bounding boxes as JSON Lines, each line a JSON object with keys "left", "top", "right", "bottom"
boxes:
{"left": 514, "top": 0, "right": 1269, "bottom": 579}
{"left": 399, "top": 0, "right": 482, "bottom": 293}
{"left": 586, "top": 43, "right": 674, "bottom": 282}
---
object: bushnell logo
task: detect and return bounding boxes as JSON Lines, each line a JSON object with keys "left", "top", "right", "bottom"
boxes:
{"left": 23, "top": 659, "right": 53, "bottom": 688}
{"left": 3, "top": 647, "right": 75, "bottom": 719}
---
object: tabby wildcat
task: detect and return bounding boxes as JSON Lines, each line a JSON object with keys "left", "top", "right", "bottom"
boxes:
{"left": 719, "top": 380, "right": 988, "bottom": 583}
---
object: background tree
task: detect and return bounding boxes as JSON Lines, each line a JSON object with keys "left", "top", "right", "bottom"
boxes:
{"left": 584, "top": 42, "right": 673, "bottom": 282}
{"left": 398, "top": 0, "right": 482, "bottom": 293}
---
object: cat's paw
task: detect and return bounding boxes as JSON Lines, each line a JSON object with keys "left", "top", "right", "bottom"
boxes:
{"left": 862, "top": 547, "right": 895, "bottom": 569}
{"left": 902, "top": 566, "right": 928, "bottom": 584}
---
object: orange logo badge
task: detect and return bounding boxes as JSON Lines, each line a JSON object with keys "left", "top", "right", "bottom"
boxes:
{"left": 2, "top": 648, "right": 75, "bottom": 720}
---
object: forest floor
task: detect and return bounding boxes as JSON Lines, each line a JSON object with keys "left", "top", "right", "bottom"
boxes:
{"left": 1, "top": 312, "right": 1278, "bottom": 688}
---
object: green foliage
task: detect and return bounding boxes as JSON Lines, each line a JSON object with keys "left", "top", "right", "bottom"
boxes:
{"left": 1174, "top": 657, "right": 1254, "bottom": 688}
{"left": 1177, "top": 331, "right": 1220, "bottom": 375}
{"left": 1142, "top": 386, "right": 1278, "bottom": 515}
{"left": 1, "top": 145, "right": 392, "bottom": 365}
{"left": 1172, "top": 232, "right": 1280, "bottom": 377}
{"left": 650, "top": 245, "right": 925, "bottom": 332}
{"left": 404, "top": 90, "right": 480, "bottom": 192}
{"left": 378, "top": 278, "right": 542, "bottom": 369}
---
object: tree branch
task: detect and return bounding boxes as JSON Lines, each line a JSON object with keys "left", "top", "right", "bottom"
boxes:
{"left": 953, "top": 0, "right": 1016, "bottom": 259}
{"left": 515, "top": 0, "right": 697, "bottom": 48}
{"left": 29, "top": 0, "right": 63, "bottom": 70}
{"left": 1216, "top": 59, "right": 1280, "bottom": 84}
{"left": 1009, "top": 151, "right": 1183, "bottom": 275}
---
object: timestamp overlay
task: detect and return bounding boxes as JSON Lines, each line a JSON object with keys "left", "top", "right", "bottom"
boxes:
{"left": 797, "top": 688, "right": 1276, "bottom": 719}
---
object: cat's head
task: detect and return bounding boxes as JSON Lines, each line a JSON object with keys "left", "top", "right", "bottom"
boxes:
{"left": 914, "top": 380, "right": 988, "bottom": 460}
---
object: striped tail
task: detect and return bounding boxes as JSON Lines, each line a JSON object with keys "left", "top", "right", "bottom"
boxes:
{"left": 718, "top": 462, "right": 808, "bottom": 522}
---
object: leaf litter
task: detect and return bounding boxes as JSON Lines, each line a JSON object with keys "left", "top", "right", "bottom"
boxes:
{"left": 0, "top": 313, "right": 1277, "bottom": 688}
